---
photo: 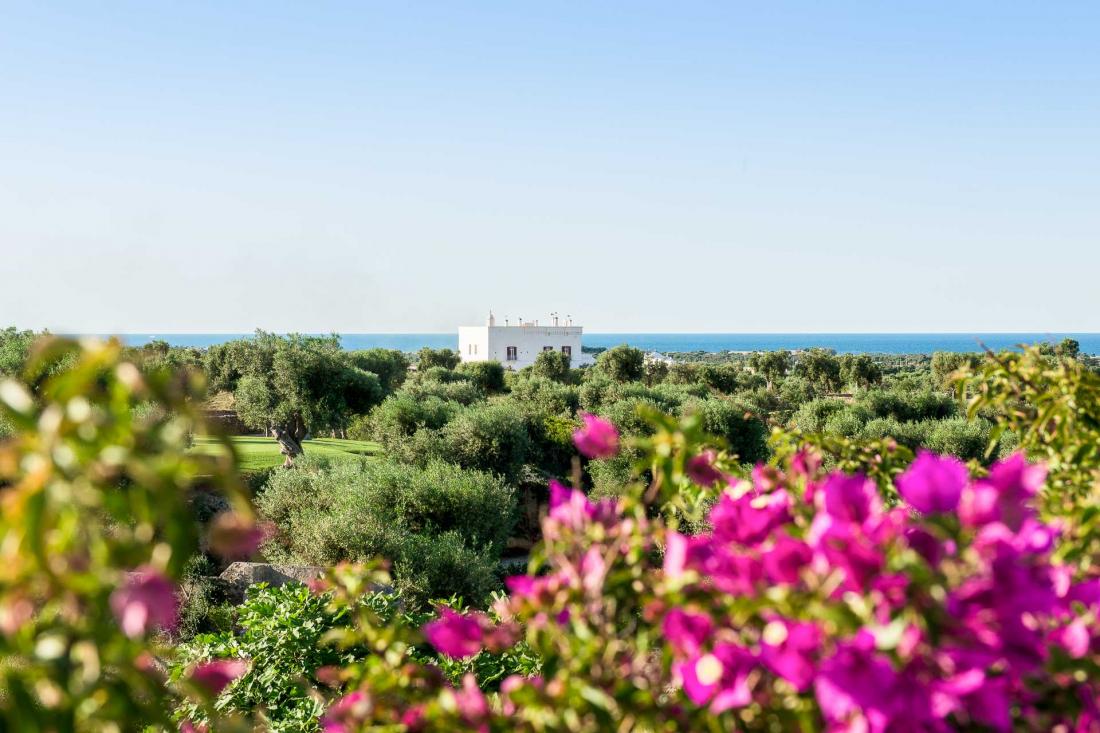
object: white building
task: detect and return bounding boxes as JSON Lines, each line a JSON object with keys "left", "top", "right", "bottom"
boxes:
{"left": 459, "top": 312, "right": 595, "bottom": 370}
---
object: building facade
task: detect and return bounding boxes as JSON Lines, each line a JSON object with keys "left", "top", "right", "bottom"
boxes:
{"left": 458, "top": 313, "right": 594, "bottom": 370}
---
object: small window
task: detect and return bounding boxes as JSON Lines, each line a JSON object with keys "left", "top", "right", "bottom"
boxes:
{"left": 506, "top": 346, "right": 518, "bottom": 361}
{"left": 561, "top": 345, "right": 572, "bottom": 358}
{"left": 543, "top": 346, "right": 554, "bottom": 352}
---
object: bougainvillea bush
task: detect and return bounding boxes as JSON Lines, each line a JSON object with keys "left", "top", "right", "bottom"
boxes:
{"left": 2, "top": 340, "right": 1099, "bottom": 731}
{"left": 312, "top": 425, "right": 1100, "bottom": 732}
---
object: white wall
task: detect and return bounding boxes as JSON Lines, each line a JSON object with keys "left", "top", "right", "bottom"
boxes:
{"left": 459, "top": 325, "right": 588, "bottom": 369}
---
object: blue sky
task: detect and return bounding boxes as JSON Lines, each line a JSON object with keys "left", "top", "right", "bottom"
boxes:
{"left": 1, "top": 2, "right": 1098, "bottom": 333}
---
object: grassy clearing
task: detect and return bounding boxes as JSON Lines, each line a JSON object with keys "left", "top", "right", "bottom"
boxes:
{"left": 190, "top": 435, "right": 381, "bottom": 472}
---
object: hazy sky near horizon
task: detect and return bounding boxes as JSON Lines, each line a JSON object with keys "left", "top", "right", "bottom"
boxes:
{"left": 2, "top": 2, "right": 1099, "bottom": 333}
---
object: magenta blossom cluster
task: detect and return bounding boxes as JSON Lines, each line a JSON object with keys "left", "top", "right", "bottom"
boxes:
{"left": 657, "top": 451, "right": 1099, "bottom": 731}
{"left": 316, "top": 419, "right": 1099, "bottom": 732}
{"left": 573, "top": 413, "right": 619, "bottom": 459}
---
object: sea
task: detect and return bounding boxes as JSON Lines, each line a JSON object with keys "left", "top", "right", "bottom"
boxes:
{"left": 110, "top": 333, "right": 1100, "bottom": 355}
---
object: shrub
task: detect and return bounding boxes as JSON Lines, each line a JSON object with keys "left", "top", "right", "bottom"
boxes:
{"left": 346, "top": 348, "right": 410, "bottom": 395}
{"left": 924, "top": 416, "right": 990, "bottom": 461}
{"left": 858, "top": 416, "right": 930, "bottom": 450}
{"left": 595, "top": 345, "right": 645, "bottom": 382}
{"left": 456, "top": 361, "right": 506, "bottom": 394}
{"left": 367, "top": 393, "right": 460, "bottom": 440}
{"left": 507, "top": 376, "right": 580, "bottom": 416}
{"left": 821, "top": 404, "right": 872, "bottom": 438}
{"left": 588, "top": 452, "right": 635, "bottom": 499}
{"left": 687, "top": 397, "right": 768, "bottom": 465}
{"left": 402, "top": 377, "right": 484, "bottom": 406}
{"left": 259, "top": 456, "right": 516, "bottom": 561}
{"left": 315, "top": 416, "right": 1100, "bottom": 732}
{"left": 393, "top": 531, "right": 502, "bottom": 606}
{"left": 416, "top": 347, "right": 460, "bottom": 370}
{"left": 436, "top": 401, "right": 532, "bottom": 481}
{"left": 257, "top": 456, "right": 516, "bottom": 604}
{"left": 791, "top": 397, "right": 846, "bottom": 433}
{"left": 175, "top": 555, "right": 234, "bottom": 642}
{"left": 530, "top": 350, "right": 572, "bottom": 383}
{"left": 173, "top": 583, "right": 352, "bottom": 732}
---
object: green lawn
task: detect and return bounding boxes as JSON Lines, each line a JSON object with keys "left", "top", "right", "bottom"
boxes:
{"left": 191, "top": 435, "right": 381, "bottom": 472}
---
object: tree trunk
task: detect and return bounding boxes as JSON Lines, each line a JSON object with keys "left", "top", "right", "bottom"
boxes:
{"left": 273, "top": 417, "right": 308, "bottom": 467}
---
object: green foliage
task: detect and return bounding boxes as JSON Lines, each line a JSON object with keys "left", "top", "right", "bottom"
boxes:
{"left": 530, "top": 349, "right": 573, "bottom": 383}
{"left": 401, "top": 375, "right": 484, "bottom": 405}
{"left": 124, "top": 339, "right": 205, "bottom": 376}
{"left": 173, "top": 583, "right": 353, "bottom": 732}
{"left": 693, "top": 363, "right": 741, "bottom": 393}
{"left": 456, "top": 360, "right": 506, "bottom": 393}
{"left": 435, "top": 401, "right": 532, "bottom": 481}
{"left": 393, "top": 532, "right": 503, "bottom": 607}
{"left": 931, "top": 351, "right": 981, "bottom": 389}
{"left": 749, "top": 349, "right": 791, "bottom": 389}
{"left": 507, "top": 375, "right": 580, "bottom": 416}
{"left": 0, "top": 326, "right": 36, "bottom": 375}
{"left": 176, "top": 555, "right": 234, "bottom": 642}
{"left": 416, "top": 347, "right": 460, "bottom": 370}
{"left": 0, "top": 337, "right": 251, "bottom": 729}
{"left": 257, "top": 456, "right": 515, "bottom": 605}
{"left": 175, "top": 583, "right": 539, "bottom": 731}
{"left": 345, "top": 348, "right": 410, "bottom": 394}
{"left": 958, "top": 346, "right": 1100, "bottom": 562}
{"left": 689, "top": 397, "right": 768, "bottom": 464}
{"left": 360, "top": 393, "right": 460, "bottom": 450}
{"left": 793, "top": 348, "right": 842, "bottom": 393}
{"left": 595, "top": 345, "right": 645, "bottom": 382}
{"left": 791, "top": 397, "right": 847, "bottom": 433}
{"left": 838, "top": 353, "right": 883, "bottom": 389}
{"left": 923, "top": 416, "right": 991, "bottom": 461}
{"left": 642, "top": 358, "right": 669, "bottom": 385}
{"left": 223, "top": 333, "right": 385, "bottom": 440}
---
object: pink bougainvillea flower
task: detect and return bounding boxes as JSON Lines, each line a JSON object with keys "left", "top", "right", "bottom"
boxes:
{"left": 686, "top": 450, "right": 724, "bottom": 486}
{"left": 422, "top": 607, "right": 485, "bottom": 658}
{"left": 321, "top": 691, "right": 370, "bottom": 733}
{"left": 578, "top": 546, "right": 608, "bottom": 594}
{"left": 822, "top": 472, "right": 881, "bottom": 524}
{"left": 808, "top": 516, "right": 885, "bottom": 593}
{"left": 815, "top": 631, "right": 897, "bottom": 731}
{"left": 663, "top": 609, "right": 713, "bottom": 655}
{"left": 760, "top": 618, "right": 821, "bottom": 692}
{"left": 751, "top": 464, "right": 784, "bottom": 492}
{"left": 790, "top": 448, "right": 822, "bottom": 479}
{"left": 960, "top": 453, "right": 1045, "bottom": 530}
{"left": 762, "top": 533, "right": 813, "bottom": 585}
{"left": 709, "top": 489, "right": 792, "bottom": 547}
{"left": 189, "top": 658, "right": 249, "bottom": 695}
{"left": 896, "top": 451, "right": 968, "bottom": 514}
{"left": 904, "top": 526, "right": 945, "bottom": 566}
{"left": 547, "top": 480, "right": 618, "bottom": 532}
{"left": 548, "top": 480, "right": 591, "bottom": 529}
{"left": 446, "top": 674, "right": 490, "bottom": 731}
{"left": 110, "top": 567, "right": 178, "bottom": 638}
{"left": 208, "top": 512, "right": 273, "bottom": 559}
{"left": 677, "top": 643, "right": 755, "bottom": 712}
{"left": 500, "top": 674, "right": 544, "bottom": 716}
{"left": 505, "top": 574, "right": 540, "bottom": 598}
{"left": 573, "top": 413, "right": 619, "bottom": 459}
{"left": 1052, "top": 619, "right": 1091, "bottom": 659}
{"left": 933, "top": 670, "right": 1012, "bottom": 733}
{"left": 662, "top": 530, "right": 695, "bottom": 581}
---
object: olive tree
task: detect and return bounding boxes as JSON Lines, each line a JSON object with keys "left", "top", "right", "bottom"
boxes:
{"left": 229, "top": 333, "right": 383, "bottom": 464}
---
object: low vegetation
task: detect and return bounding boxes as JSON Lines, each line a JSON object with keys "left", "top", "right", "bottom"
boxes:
{"left": 2, "top": 331, "right": 1100, "bottom": 730}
